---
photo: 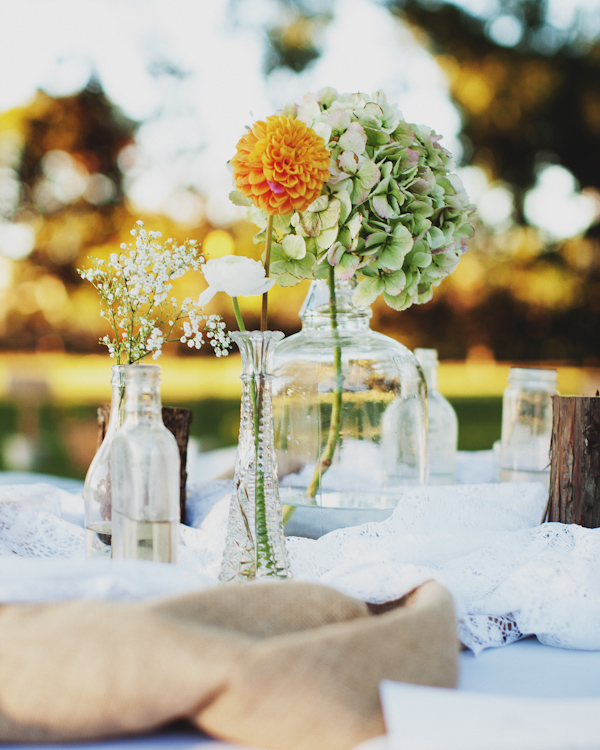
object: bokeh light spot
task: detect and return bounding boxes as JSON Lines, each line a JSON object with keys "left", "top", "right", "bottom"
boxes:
{"left": 204, "top": 230, "right": 234, "bottom": 258}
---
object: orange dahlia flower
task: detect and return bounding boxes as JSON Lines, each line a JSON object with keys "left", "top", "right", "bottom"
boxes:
{"left": 231, "top": 114, "right": 331, "bottom": 216}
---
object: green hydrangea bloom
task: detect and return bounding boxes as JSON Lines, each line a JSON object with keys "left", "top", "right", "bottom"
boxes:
{"left": 235, "top": 88, "right": 476, "bottom": 311}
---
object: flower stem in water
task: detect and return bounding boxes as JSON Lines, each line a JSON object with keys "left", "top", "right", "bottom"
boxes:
{"left": 306, "top": 267, "right": 344, "bottom": 500}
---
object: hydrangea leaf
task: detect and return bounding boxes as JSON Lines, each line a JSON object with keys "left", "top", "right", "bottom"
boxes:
{"left": 365, "top": 231, "right": 389, "bottom": 249}
{"left": 297, "top": 100, "right": 321, "bottom": 124}
{"left": 416, "top": 285, "right": 434, "bottom": 304}
{"left": 383, "top": 269, "right": 406, "bottom": 295}
{"left": 328, "top": 108, "right": 351, "bottom": 133}
{"left": 318, "top": 198, "right": 342, "bottom": 229}
{"left": 281, "top": 234, "right": 307, "bottom": 260}
{"left": 351, "top": 159, "right": 380, "bottom": 204}
{"left": 338, "top": 122, "right": 367, "bottom": 154}
{"left": 372, "top": 195, "right": 395, "bottom": 220}
{"left": 229, "top": 190, "right": 252, "bottom": 207}
{"left": 364, "top": 126, "right": 390, "bottom": 146}
{"left": 337, "top": 150, "right": 359, "bottom": 175}
{"left": 307, "top": 195, "right": 330, "bottom": 213}
{"left": 383, "top": 290, "right": 410, "bottom": 311}
{"left": 335, "top": 252, "right": 360, "bottom": 280}
{"left": 316, "top": 225, "right": 339, "bottom": 250}
{"left": 298, "top": 212, "right": 320, "bottom": 237}
{"left": 346, "top": 211, "right": 363, "bottom": 239}
{"left": 337, "top": 189, "right": 353, "bottom": 223}
{"left": 317, "top": 87, "right": 338, "bottom": 107}
{"left": 377, "top": 243, "right": 406, "bottom": 270}
{"left": 359, "top": 265, "right": 378, "bottom": 277}
{"left": 428, "top": 226, "right": 446, "bottom": 250}
{"left": 327, "top": 242, "right": 345, "bottom": 266}
{"left": 391, "top": 121, "right": 416, "bottom": 147}
{"left": 353, "top": 276, "right": 385, "bottom": 306}
{"left": 410, "top": 200, "right": 434, "bottom": 218}
{"left": 408, "top": 250, "right": 432, "bottom": 268}
{"left": 313, "top": 121, "right": 332, "bottom": 145}
{"left": 270, "top": 244, "right": 315, "bottom": 286}
{"left": 411, "top": 167, "right": 435, "bottom": 195}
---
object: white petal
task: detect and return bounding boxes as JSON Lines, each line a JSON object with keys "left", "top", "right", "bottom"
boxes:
{"left": 197, "top": 287, "right": 217, "bottom": 307}
{"left": 241, "top": 277, "right": 275, "bottom": 297}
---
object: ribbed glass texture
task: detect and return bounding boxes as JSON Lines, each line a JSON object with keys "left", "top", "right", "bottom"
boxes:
{"left": 219, "top": 330, "right": 291, "bottom": 583}
{"left": 84, "top": 364, "right": 124, "bottom": 558}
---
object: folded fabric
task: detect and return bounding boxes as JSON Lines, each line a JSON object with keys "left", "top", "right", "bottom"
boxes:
{"left": 0, "top": 580, "right": 457, "bottom": 750}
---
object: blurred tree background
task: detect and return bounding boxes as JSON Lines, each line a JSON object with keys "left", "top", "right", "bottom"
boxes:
{"left": 0, "top": 0, "right": 599, "bottom": 364}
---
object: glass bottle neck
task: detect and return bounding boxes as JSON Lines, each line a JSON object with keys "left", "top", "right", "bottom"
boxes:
{"left": 507, "top": 367, "right": 558, "bottom": 393}
{"left": 414, "top": 349, "right": 439, "bottom": 391}
{"left": 105, "top": 365, "right": 125, "bottom": 437}
{"left": 300, "top": 278, "right": 372, "bottom": 332}
{"left": 123, "top": 364, "right": 163, "bottom": 425}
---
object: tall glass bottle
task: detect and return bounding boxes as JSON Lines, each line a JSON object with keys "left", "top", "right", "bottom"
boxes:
{"left": 111, "top": 365, "right": 180, "bottom": 564}
{"left": 84, "top": 364, "right": 124, "bottom": 558}
{"left": 500, "top": 366, "right": 558, "bottom": 488}
{"left": 272, "top": 277, "right": 427, "bottom": 515}
{"left": 415, "top": 348, "right": 458, "bottom": 485}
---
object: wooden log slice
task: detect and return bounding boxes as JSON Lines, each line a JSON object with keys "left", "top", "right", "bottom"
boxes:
{"left": 545, "top": 395, "right": 600, "bottom": 528}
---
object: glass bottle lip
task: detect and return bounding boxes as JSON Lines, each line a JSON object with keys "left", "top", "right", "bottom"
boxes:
{"left": 507, "top": 366, "right": 558, "bottom": 388}
{"left": 414, "top": 348, "right": 438, "bottom": 365}
{"left": 123, "top": 363, "right": 160, "bottom": 382}
{"left": 300, "top": 278, "right": 372, "bottom": 325}
{"left": 110, "top": 363, "right": 125, "bottom": 386}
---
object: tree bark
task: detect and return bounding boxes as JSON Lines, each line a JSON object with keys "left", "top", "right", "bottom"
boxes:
{"left": 545, "top": 395, "right": 600, "bottom": 527}
{"left": 97, "top": 405, "right": 192, "bottom": 525}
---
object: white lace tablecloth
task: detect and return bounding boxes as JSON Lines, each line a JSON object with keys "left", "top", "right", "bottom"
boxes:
{"left": 0, "top": 451, "right": 599, "bottom": 655}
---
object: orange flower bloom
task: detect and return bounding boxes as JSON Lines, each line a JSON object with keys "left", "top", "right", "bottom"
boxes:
{"left": 231, "top": 115, "right": 331, "bottom": 216}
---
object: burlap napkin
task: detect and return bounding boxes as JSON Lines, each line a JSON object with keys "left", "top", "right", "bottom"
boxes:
{"left": 0, "top": 579, "right": 458, "bottom": 750}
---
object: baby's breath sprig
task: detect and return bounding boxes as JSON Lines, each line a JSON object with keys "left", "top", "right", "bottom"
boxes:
{"left": 78, "top": 220, "right": 231, "bottom": 363}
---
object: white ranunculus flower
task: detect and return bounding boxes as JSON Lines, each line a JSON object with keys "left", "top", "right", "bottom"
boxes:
{"left": 198, "top": 255, "right": 275, "bottom": 307}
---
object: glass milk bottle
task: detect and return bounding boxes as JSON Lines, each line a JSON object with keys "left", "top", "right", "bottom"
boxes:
{"left": 111, "top": 364, "right": 180, "bottom": 564}
{"left": 499, "top": 366, "right": 558, "bottom": 488}
{"left": 415, "top": 348, "right": 458, "bottom": 484}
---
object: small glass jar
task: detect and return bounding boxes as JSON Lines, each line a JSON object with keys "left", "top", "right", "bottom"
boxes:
{"left": 415, "top": 349, "right": 458, "bottom": 485}
{"left": 111, "top": 365, "right": 180, "bottom": 564}
{"left": 500, "top": 366, "right": 558, "bottom": 487}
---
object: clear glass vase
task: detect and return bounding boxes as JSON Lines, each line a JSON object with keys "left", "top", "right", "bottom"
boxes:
{"left": 415, "top": 348, "right": 458, "bottom": 485}
{"left": 84, "top": 364, "right": 124, "bottom": 558}
{"left": 219, "top": 330, "right": 291, "bottom": 583}
{"left": 111, "top": 364, "right": 180, "bottom": 564}
{"left": 272, "top": 277, "right": 427, "bottom": 527}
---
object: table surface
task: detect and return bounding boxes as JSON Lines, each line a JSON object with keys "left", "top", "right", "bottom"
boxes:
{"left": 1, "top": 463, "right": 599, "bottom": 750}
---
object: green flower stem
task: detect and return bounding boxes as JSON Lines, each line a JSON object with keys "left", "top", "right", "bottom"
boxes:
{"left": 233, "top": 295, "right": 275, "bottom": 571}
{"left": 256, "top": 215, "right": 278, "bottom": 567}
{"left": 232, "top": 297, "right": 246, "bottom": 332}
{"left": 306, "top": 266, "right": 344, "bottom": 500}
{"left": 245, "top": 364, "right": 278, "bottom": 573}
{"left": 260, "top": 214, "right": 274, "bottom": 332}
{"left": 252, "top": 374, "right": 276, "bottom": 572}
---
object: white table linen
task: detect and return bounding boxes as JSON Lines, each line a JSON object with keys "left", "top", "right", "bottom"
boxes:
{"left": 2, "top": 452, "right": 600, "bottom": 750}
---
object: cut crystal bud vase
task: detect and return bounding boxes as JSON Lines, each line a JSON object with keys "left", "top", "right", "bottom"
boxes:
{"left": 272, "top": 278, "right": 427, "bottom": 519}
{"left": 84, "top": 364, "right": 124, "bottom": 558}
{"left": 111, "top": 364, "right": 180, "bottom": 565}
{"left": 219, "top": 330, "right": 291, "bottom": 583}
